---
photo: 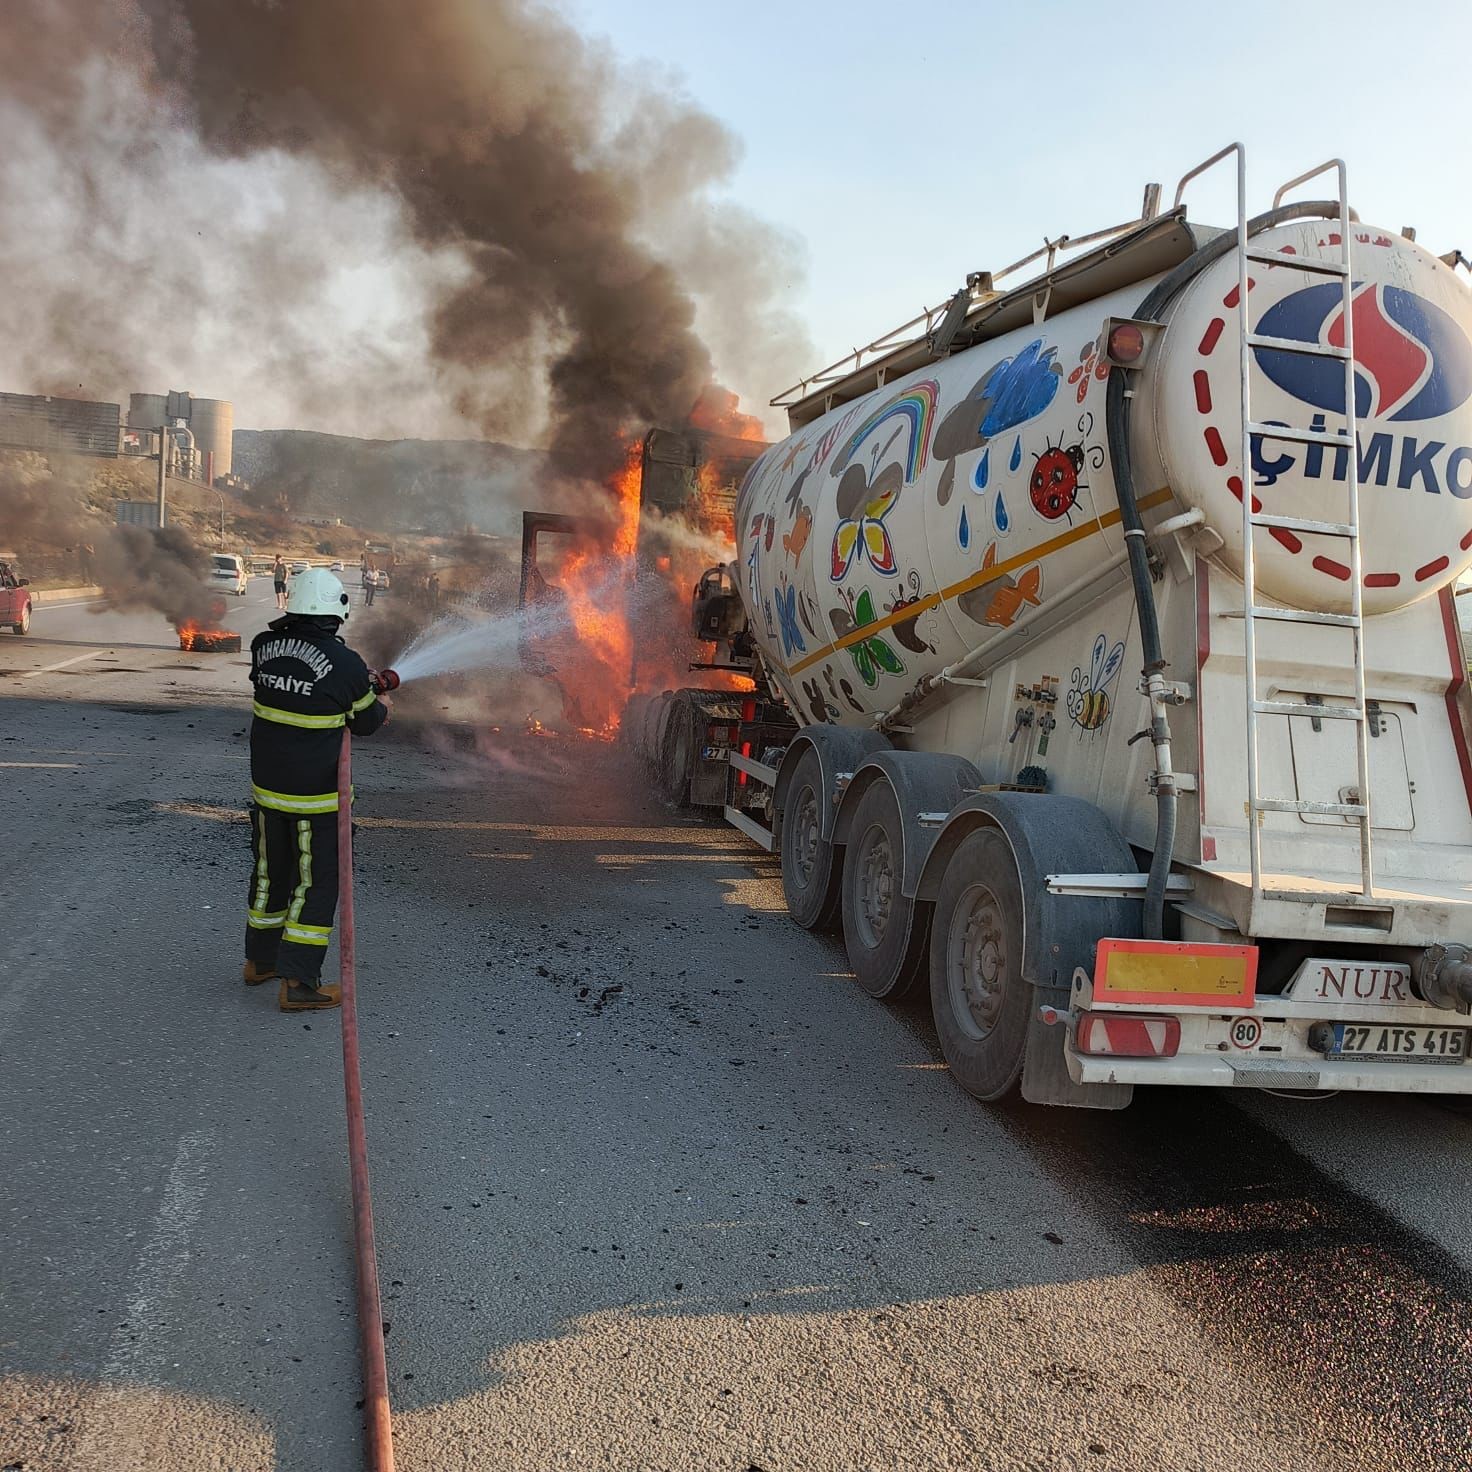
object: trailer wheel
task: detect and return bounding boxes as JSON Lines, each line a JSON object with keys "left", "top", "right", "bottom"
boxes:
{"left": 780, "top": 748, "right": 841, "bottom": 931}
{"left": 840, "top": 780, "right": 930, "bottom": 1000}
{"left": 929, "top": 828, "right": 1027, "bottom": 1100}
{"left": 659, "top": 703, "right": 694, "bottom": 806}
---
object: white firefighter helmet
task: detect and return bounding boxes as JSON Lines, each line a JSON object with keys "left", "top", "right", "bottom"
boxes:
{"left": 286, "top": 566, "right": 351, "bottom": 621}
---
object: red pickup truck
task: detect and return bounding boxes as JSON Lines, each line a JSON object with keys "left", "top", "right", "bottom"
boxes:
{"left": 0, "top": 561, "right": 33, "bottom": 635}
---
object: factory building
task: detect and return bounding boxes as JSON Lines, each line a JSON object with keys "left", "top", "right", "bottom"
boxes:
{"left": 0, "top": 391, "right": 121, "bottom": 457}
{"left": 126, "top": 390, "right": 234, "bottom": 482}
{"left": 0, "top": 385, "right": 236, "bottom": 487}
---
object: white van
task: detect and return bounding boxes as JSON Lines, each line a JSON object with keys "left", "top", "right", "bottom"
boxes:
{"left": 210, "top": 553, "right": 248, "bottom": 597}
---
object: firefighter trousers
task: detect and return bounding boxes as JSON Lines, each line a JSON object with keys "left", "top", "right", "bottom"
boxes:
{"left": 244, "top": 805, "right": 341, "bottom": 983}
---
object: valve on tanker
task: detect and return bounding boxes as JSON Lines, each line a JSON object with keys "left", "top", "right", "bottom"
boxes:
{"left": 691, "top": 565, "right": 747, "bottom": 644}
{"left": 1411, "top": 944, "right": 1472, "bottom": 1014}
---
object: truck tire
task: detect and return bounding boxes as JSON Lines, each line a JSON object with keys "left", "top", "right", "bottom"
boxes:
{"left": 780, "top": 747, "right": 841, "bottom": 931}
{"left": 659, "top": 702, "right": 694, "bottom": 806}
{"left": 928, "top": 827, "right": 1028, "bottom": 1100}
{"left": 840, "top": 780, "right": 930, "bottom": 1000}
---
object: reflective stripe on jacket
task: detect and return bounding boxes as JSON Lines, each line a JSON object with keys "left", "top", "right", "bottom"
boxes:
{"left": 249, "top": 618, "right": 387, "bottom": 808}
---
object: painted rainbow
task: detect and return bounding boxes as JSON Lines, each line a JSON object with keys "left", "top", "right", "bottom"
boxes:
{"left": 831, "top": 379, "right": 940, "bottom": 484}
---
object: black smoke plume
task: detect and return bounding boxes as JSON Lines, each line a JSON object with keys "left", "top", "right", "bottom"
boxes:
{"left": 0, "top": 453, "right": 223, "bottom": 629}
{"left": 94, "top": 523, "right": 225, "bottom": 629}
{"left": 0, "top": 1, "right": 809, "bottom": 470}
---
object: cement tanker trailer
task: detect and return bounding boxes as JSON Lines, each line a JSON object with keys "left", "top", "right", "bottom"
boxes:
{"left": 644, "top": 147, "right": 1472, "bottom": 1109}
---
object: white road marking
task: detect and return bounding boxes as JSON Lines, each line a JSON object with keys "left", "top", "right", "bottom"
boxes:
{"left": 21, "top": 651, "right": 102, "bottom": 678}
{"left": 68, "top": 1129, "right": 218, "bottom": 1469}
{"left": 0, "top": 761, "right": 80, "bottom": 768}
{"left": 104, "top": 1130, "right": 217, "bottom": 1377}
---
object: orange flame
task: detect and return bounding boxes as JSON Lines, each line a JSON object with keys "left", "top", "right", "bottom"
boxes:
{"left": 533, "top": 419, "right": 761, "bottom": 736}
{"left": 538, "top": 440, "right": 643, "bottom": 734}
{"left": 689, "top": 385, "right": 767, "bottom": 443}
{"left": 178, "top": 619, "right": 241, "bottom": 653}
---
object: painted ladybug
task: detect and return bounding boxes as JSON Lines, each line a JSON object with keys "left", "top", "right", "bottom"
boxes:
{"left": 1029, "top": 444, "right": 1085, "bottom": 521}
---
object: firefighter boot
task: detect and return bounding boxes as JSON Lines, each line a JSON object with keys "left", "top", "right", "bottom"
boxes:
{"left": 243, "top": 960, "right": 278, "bottom": 986}
{"left": 279, "top": 978, "right": 342, "bottom": 1012}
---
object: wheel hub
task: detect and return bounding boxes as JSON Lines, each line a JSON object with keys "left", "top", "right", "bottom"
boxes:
{"left": 856, "top": 823, "right": 894, "bottom": 947}
{"left": 948, "top": 883, "right": 1006, "bottom": 1040}
{"left": 793, "top": 787, "right": 820, "bottom": 886}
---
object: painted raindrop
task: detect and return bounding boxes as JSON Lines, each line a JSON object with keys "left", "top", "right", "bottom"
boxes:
{"left": 972, "top": 448, "right": 989, "bottom": 491}
{"left": 958, "top": 505, "right": 971, "bottom": 549}
{"left": 994, "top": 488, "right": 1010, "bottom": 535}
{"left": 1009, "top": 436, "right": 1022, "bottom": 472}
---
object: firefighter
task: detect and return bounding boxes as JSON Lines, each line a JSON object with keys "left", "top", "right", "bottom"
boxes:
{"left": 243, "top": 567, "right": 388, "bottom": 1011}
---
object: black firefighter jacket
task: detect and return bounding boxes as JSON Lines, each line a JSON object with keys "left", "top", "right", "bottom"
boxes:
{"left": 249, "top": 617, "right": 388, "bottom": 814}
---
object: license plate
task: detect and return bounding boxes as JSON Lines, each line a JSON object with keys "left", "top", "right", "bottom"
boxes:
{"left": 701, "top": 746, "right": 729, "bottom": 762}
{"left": 1327, "top": 1023, "right": 1469, "bottom": 1062}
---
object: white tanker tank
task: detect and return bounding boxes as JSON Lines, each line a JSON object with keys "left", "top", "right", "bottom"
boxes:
{"left": 736, "top": 221, "right": 1472, "bottom": 729}
{"left": 657, "top": 150, "right": 1472, "bottom": 1110}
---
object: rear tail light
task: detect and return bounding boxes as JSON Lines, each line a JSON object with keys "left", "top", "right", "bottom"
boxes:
{"left": 1101, "top": 316, "right": 1161, "bottom": 369}
{"left": 1075, "top": 1012, "right": 1181, "bottom": 1058}
{"left": 1107, "top": 321, "right": 1146, "bottom": 364}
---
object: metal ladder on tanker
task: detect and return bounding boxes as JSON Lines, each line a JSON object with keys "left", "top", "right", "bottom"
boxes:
{"left": 1230, "top": 152, "right": 1375, "bottom": 898}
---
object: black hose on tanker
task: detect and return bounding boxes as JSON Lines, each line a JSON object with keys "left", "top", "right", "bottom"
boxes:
{"left": 1105, "top": 200, "right": 1355, "bottom": 939}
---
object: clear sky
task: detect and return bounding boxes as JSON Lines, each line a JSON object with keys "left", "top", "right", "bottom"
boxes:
{"left": 569, "top": 0, "right": 1472, "bottom": 404}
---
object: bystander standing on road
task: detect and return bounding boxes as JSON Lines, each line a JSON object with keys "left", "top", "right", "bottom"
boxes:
{"left": 273, "top": 554, "right": 288, "bottom": 610}
{"left": 364, "top": 565, "right": 378, "bottom": 607}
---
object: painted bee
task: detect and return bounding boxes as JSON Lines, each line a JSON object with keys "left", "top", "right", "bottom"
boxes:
{"left": 1068, "top": 633, "right": 1125, "bottom": 736}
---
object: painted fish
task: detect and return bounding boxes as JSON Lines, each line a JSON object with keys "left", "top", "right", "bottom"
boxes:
{"left": 783, "top": 504, "right": 813, "bottom": 562}
{"left": 983, "top": 564, "right": 1042, "bottom": 626}
{"left": 956, "top": 542, "right": 1042, "bottom": 628}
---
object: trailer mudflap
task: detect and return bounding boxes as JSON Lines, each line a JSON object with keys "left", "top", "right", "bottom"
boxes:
{"left": 1022, "top": 985, "right": 1133, "bottom": 1110}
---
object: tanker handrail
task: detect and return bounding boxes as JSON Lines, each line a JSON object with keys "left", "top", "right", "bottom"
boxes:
{"left": 769, "top": 208, "right": 1172, "bottom": 409}
{"left": 1272, "top": 158, "right": 1347, "bottom": 212}
{"left": 1172, "top": 144, "right": 1360, "bottom": 222}
{"left": 1172, "top": 142, "right": 1244, "bottom": 211}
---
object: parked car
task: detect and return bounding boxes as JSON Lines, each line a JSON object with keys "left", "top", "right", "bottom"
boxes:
{"left": 329, "top": 561, "right": 345, "bottom": 572}
{"left": 0, "top": 559, "right": 32, "bottom": 634}
{"left": 209, "top": 552, "right": 249, "bottom": 596}
{"left": 291, "top": 561, "right": 309, "bottom": 575}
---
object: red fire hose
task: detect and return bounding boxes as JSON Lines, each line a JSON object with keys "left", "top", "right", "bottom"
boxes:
{"left": 338, "top": 731, "right": 396, "bottom": 1471}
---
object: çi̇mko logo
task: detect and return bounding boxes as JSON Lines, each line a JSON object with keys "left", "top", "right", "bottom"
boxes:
{"left": 1251, "top": 283, "right": 1472, "bottom": 497}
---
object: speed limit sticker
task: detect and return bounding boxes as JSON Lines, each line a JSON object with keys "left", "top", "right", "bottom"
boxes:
{"left": 1228, "top": 1017, "right": 1262, "bottom": 1050}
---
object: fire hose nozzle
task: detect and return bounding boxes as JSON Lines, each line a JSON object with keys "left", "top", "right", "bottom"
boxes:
{"left": 1411, "top": 944, "right": 1472, "bottom": 1014}
{"left": 371, "top": 668, "right": 400, "bottom": 694}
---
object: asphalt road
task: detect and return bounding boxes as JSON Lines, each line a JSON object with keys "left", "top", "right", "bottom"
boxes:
{"left": 3, "top": 588, "right": 1472, "bottom": 1471}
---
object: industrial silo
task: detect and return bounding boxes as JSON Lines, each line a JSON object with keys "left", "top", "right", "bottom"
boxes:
{"left": 127, "top": 392, "right": 167, "bottom": 430}
{"left": 189, "top": 397, "right": 233, "bottom": 481}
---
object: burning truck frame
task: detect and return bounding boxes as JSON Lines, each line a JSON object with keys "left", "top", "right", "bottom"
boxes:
{"left": 517, "top": 424, "right": 793, "bottom": 758}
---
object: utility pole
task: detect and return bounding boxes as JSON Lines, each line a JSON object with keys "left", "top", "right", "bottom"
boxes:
{"left": 156, "top": 424, "right": 169, "bottom": 529}
{"left": 211, "top": 489, "right": 226, "bottom": 542}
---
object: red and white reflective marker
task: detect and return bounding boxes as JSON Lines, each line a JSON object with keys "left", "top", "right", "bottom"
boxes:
{"left": 1076, "top": 1012, "right": 1182, "bottom": 1058}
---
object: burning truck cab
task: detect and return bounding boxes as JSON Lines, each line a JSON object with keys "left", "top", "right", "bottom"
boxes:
{"left": 517, "top": 424, "right": 797, "bottom": 767}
